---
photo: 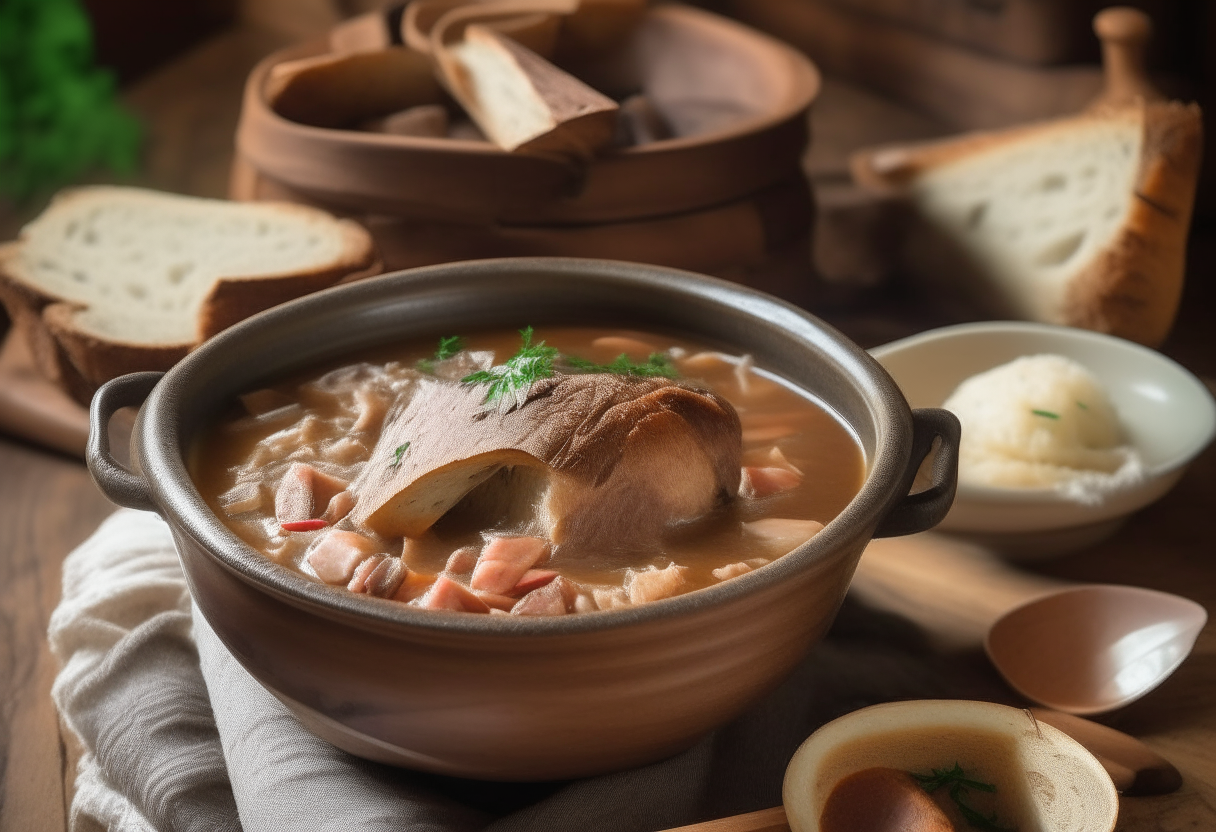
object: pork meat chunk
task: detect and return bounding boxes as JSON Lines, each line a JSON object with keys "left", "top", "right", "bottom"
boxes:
{"left": 349, "top": 372, "right": 742, "bottom": 549}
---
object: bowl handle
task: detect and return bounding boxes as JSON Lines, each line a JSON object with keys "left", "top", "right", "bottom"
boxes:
{"left": 87, "top": 372, "right": 163, "bottom": 512}
{"left": 872, "top": 407, "right": 960, "bottom": 538}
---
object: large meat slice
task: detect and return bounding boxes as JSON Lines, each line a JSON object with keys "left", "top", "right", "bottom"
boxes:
{"left": 348, "top": 372, "right": 742, "bottom": 547}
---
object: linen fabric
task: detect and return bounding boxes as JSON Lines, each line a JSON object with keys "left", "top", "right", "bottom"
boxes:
{"left": 49, "top": 509, "right": 977, "bottom": 832}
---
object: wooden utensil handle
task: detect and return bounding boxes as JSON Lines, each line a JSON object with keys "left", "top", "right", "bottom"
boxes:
{"left": 850, "top": 533, "right": 1063, "bottom": 648}
{"left": 661, "top": 806, "right": 789, "bottom": 832}
{"left": 1092, "top": 6, "right": 1161, "bottom": 107}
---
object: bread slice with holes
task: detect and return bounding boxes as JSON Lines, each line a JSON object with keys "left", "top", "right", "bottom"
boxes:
{"left": 850, "top": 100, "right": 1202, "bottom": 346}
{"left": 0, "top": 186, "right": 379, "bottom": 402}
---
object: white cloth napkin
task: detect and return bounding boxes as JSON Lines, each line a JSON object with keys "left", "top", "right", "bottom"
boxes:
{"left": 49, "top": 509, "right": 972, "bottom": 832}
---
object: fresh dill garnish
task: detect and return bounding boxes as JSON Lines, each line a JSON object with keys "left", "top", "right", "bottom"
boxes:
{"left": 1076, "top": 400, "right": 1089, "bottom": 410}
{"left": 1031, "top": 409, "right": 1060, "bottom": 420}
{"left": 910, "top": 763, "right": 1014, "bottom": 832}
{"left": 461, "top": 327, "right": 558, "bottom": 411}
{"left": 389, "top": 442, "right": 410, "bottom": 468}
{"left": 417, "top": 335, "right": 465, "bottom": 374}
{"left": 435, "top": 335, "right": 464, "bottom": 360}
{"left": 565, "top": 352, "right": 678, "bottom": 379}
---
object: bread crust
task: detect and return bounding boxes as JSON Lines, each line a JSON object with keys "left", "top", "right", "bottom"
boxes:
{"left": 1062, "top": 101, "right": 1202, "bottom": 346}
{"left": 0, "top": 189, "right": 381, "bottom": 404}
{"left": 849, "top": 101, "right": 1203, "bottom": 346}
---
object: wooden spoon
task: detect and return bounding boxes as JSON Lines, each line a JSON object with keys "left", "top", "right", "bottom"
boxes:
{"left": 852, "top": 533, "right": 1207, "bottom": 715}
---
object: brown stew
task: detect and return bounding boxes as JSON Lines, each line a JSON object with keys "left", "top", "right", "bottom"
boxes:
{"left": 191, "top": 327, "right": 865, "bottom": 615}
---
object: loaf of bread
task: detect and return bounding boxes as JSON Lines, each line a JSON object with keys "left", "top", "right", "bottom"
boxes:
{"left": 850, "top": 99, "right": 1203, "bottom": 346}
{"left": 0, "top": 187, "right": 379, "bottom": 402}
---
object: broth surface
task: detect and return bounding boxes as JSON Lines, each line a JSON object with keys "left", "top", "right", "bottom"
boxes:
{"left": 191, "top": 327, "right": 865, "bottom": 614}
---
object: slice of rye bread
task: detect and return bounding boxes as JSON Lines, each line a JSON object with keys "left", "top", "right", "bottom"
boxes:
{"left": 850, "top": 99, "right": 1203, "bottom": 347}
{"left": 0, "top": 187, "right": 380, "bottom": 402}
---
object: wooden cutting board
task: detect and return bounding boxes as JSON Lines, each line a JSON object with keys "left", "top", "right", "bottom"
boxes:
{"left": 0, "top": 332, "right": 89, "bottom": 458}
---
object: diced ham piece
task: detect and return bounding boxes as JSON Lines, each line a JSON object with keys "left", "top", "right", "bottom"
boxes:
{"left": 739, "top": 466, "right": 803, "bottom": 499}
{"left": 743, "top": 518, "right": 825, "bottom": 556}
{"left": 417, "top": 576, "right": 490, "bottom": 613}
{"left": 626, "top": 563, "right": 688, "bottom": 605}
{"left": 348, "top": 555, "right": 384, "bottom": 593}
{"left": 511, "top": 569, "right": 558, "bottom": 596}
{"left": 322, "top": 490, "right": 357, "bottom": 523}
{"left": 364, "top": 557, "right": 407, "bottom": 598}
{"left": 511, "top": 576, "right": 577, "bottom": 616}
{"left": 308, "top": 530, "right": 381, "bottom": 584}
{"left": 470, "top": 535, "right": 550, "bottom": 594}
{"left": 712, "top": 562, "right": 753, "bottom": 581}
{"left": 444, "top": 546, "right": 481, "bottom": 575}
{"left": 275, "top": 462, "right": 349, "bottom": 524}
{"left": 477, "top": 592, "right": 520, "bottom": 612}
{"left": 391, "top": 571, "right": 436, "bottom": 603}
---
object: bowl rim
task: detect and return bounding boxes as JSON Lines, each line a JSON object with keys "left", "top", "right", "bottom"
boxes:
{"left": 870, "top": 319, "right": 1216, "bottom": 504}
{"left": 234, "top": 4, "right": 822, "bottom": 224}
{"left": 131, "top": 257, "right": 915, "bottom": 638}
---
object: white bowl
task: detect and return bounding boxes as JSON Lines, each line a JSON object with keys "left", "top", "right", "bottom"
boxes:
{"left": 782, "top": 699, "right": 1118, "bottom": 832}
{"left": 871, "top": 322, "right": 1216, "bottom": 558}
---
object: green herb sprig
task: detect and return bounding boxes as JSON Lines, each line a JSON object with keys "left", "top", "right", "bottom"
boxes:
{"left": 417, "top": 335, "right": 466, "bottom": 374}
{"left": 461, "top": 327, "right": 558, "bottom": 411}
{"left": 389, "top": 442, "right": 410, "bottom": 468}
{"left": 1031, "top": 409, "right": 1060, "bottom": 420}
{"left": 565, "top": 352, "right": 678, "bottom": 379}
{"left": 435, "top": 335, "right": 464, "bottom": 360}
{"left": 910, "top": 763, "right": 1014, "bottom": 832}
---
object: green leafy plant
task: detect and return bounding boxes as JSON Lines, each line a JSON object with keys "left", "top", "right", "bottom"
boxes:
{"left": 910, "top": 763, "right": 1015, "bottom": 832}
{"left": 417, "top": 335, "right": 465, "bottom": 373}
{"left": 565, "top": 352, "right": 677, "bottom": 379}
{"left": 462, "top": 327, "right": 558, "bottom": 411}
{"left": 0, "top": 0, "right": 142, "bottom": 203}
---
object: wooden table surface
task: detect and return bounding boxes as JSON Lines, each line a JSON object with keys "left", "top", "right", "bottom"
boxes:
{"left": 1, "top": 19, "right": 1215, "bottom": 832}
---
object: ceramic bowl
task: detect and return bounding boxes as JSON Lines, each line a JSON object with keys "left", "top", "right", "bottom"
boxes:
{"left": 871, "top": 321, "right": 1216, "bottom": 558}
{"left": 783, "top": 699, "right": 1118, "bottom": 832}
{"left": 87, "top": 258, "right": 959, "bottom": 780}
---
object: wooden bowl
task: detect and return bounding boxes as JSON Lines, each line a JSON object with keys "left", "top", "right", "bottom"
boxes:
{"left": 784, "top": 700, "right": 1119, "bottom": 832}
{"left": 233, "top": 5, "right": 820, "bottom": 226}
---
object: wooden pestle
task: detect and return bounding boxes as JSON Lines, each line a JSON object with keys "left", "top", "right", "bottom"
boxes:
{"left": 1091, "top": 6, "right": 1161, "bottom": 107}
